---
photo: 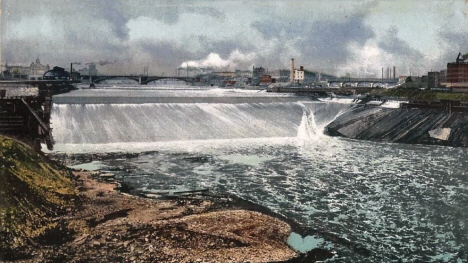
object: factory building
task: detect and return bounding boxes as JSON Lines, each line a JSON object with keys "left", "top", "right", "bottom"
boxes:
{"left": 446, "top": 52, "right": 468, "bottom": 89}
{"left": 294, "top": 66, "right": 305, "bottom": 83}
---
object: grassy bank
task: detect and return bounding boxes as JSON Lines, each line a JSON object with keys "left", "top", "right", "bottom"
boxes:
{"left": 368, "top": 88, "right": 468, "bottom": 102}
{"left": 0, "top": 136, "right": 77, "bottom": 259}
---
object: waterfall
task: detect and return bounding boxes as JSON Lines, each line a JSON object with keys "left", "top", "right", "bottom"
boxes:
{"left": 297, "top": 107, "right": 320, "bottom": 141}
{"left": 50, "top": 101, "right": 351, "bottom": 152}
{"left": 296, "top": 102, "right": 348, "bottom": 141}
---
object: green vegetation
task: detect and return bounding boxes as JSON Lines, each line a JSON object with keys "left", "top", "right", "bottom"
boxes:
{"left": 369, "top": 88, "right": 468, "bottom": 102}
{"left": 0, "top": 136, "right": 77, "bottom": 257}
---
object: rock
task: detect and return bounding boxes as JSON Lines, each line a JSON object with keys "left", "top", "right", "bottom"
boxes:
{"left": 428, "top": 128, "right": 451, "bottom": 140}
{"left": 73, "top": 234, "right": 89, "bottom": 246}
{"left": 100, "top": 173, "right": 115, "bottom": 178}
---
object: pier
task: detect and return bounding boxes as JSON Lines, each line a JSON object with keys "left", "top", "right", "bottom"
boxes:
{"left": 0, "top": 80, "right": 79, "bottom": 151}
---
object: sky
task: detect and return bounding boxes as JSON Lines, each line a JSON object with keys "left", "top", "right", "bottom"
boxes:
{"left": 1, "top": 0, "right": 468, "bottom": 77}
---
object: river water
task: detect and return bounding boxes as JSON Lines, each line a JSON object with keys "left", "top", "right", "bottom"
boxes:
{"left": 49, "top": 85, "right": 468, "bottom": 262}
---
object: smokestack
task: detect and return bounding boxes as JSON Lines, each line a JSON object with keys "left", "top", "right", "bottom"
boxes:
{"left": 382, "top": 67, "right": 384, "bottom": 80}
{"left": 393, "top": 66, "right": 396, "bottom": 79}
{"left": 290, "top": 59, "right": 294, "bottom": 84}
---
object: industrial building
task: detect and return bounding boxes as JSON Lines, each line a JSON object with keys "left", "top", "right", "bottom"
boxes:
{"left": 446, "top": 52, "right": 468, "bottom": 89}
{"left": 252, "top": 66, "right": 266, "bottom": 78}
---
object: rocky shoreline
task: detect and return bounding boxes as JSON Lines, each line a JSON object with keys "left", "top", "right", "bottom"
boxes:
{"left": 28, "top": 171, "right": 298, "bottom": 263}
{"left": 0, "top": 136, "right": 336, "bottom": 262}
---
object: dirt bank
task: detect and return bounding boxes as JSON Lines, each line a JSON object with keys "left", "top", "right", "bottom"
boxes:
{"left": 38, "top": 171, "right": 298, "bottom": 262}
{"left": 0, "top": 136, "right": 334, "bottom": 262}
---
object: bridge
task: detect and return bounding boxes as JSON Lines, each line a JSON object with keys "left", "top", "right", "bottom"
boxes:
{"left": 326, "top": 78, "right": 399, "bottom": 88}
{"left": 0, "top": 80, "right": 80, "bottom": 151}
{"left": 81, "top": 75, "right": 196, "bottom": 85}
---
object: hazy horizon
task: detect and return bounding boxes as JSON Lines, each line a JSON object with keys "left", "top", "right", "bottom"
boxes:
{"left": 1, "top": 0, "right": 467, "bottom": 77}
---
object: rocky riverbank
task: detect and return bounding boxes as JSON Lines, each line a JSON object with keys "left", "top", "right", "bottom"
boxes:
{"left": 325, "top": 105, "right": 468, "bottom": 147}
{"left": 0, "top": 136, "right": 335, "bottom": 262}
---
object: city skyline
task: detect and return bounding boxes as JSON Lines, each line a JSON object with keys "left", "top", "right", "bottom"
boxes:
{"left": 1, "top": 0, "right": 468, "bottom": 77}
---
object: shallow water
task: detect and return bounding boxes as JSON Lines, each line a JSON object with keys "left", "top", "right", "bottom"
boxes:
{"left": 89, "top": 139, "right": 468, "bottom": 262}
{"left": 51, "top": 86, "right": 468, "bottom": 262}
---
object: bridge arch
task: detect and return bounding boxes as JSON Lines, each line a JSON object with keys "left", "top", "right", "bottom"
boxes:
{"left": 357, "top": 82, "right": 374, "bottom": 87}
{"left": 329, "top": 82, "right": 342, "bottom": 88}
{"left": 92, "top": 76, "right": 140, "bottom": 84}
{"left": 373, "top": 82, "right": 387, "bottom": 88}
{"left": 342, "top": 82, "right": 358, "bottom": 87}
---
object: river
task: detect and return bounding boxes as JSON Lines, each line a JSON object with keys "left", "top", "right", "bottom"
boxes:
{"left": 48, "top": 85, "right": 468, "bottom": 262}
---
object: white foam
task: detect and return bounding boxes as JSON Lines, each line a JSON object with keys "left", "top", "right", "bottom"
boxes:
{"left": 380, "top": 101, "right": 403, "bottom": 108}
{"left": 43, "top": 137, "right": 297, "bottom": 154}
{"left": 318, "top": 97, "right": 355, "bottom": 104}
{"left": 218, "top": 154, "right": 273, "bottom": 167}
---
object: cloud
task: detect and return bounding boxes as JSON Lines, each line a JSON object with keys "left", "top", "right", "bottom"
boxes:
{"left": 296, "top": 15, "right": 375, "bottom": 67}
{"left": 378, "top": 27, "right": 423, "bottom": 59}
{"left": 181, "top": 50, "right": 256, "bottom": 69}
{"left": 98, "top": 0, "right": 130, "bottom": 40}
{"left": 2, "top": 0, "right": 468, "bottom": 77}
{"left": 251, "top": 10, "right": 376, "bottom": 72}
{"left": 438, "top": 31, "right": 468, "bottom": 66}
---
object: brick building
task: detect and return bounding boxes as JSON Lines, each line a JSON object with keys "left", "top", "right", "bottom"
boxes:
{"left": 447, "top": 63, "right": 468, "bottom": 85}
{"left": 259, "top": 75, "right": 276, "bottom": 85}
{"left": 446, "top": 53, "right": 468, "bottom": 88}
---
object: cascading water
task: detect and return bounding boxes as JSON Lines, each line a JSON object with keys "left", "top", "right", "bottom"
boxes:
{"left": 50, "top": 88, "right": 468, "bottom": 262}
{"left": 295, "top": 103, "right": 349, "bottom": 158}
{"left": 50, "top": 100, "right": 350, "bottom": 152}
{"left": 297, "top": 106, "right": 319, "bottom": 141}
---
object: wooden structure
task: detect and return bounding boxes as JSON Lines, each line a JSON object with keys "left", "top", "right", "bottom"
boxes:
{"left": 0, "top": 80, "right": 79, "bottom": 151}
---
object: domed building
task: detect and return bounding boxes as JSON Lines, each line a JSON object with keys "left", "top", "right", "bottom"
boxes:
{"left": 29, "top": 58, "right": 50, "bottom": 80}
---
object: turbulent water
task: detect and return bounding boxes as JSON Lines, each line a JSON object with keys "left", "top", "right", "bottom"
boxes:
{"left": 50, "top": 86, "right": 468, "bottom": 262}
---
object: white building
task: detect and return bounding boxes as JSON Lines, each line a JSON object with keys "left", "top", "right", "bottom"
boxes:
{"left": 235, "top": 70, "right": 252, "bottom": 78}
{"left": 29, "top": 58, "right": 50, "bottom": 80}
{"left": 294, "top": 66, "right": 305, "bottom": 83}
